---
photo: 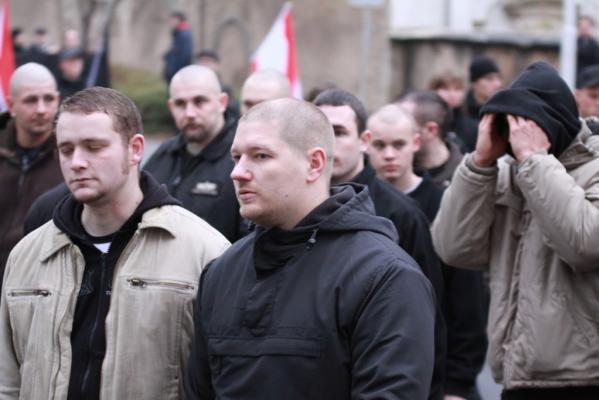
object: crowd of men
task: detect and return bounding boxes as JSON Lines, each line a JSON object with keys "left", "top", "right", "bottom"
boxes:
{"left": 1, "top": 16, "right": 599, "bottom": 400}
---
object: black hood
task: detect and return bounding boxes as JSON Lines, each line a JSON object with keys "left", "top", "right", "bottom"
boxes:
{"left": 480, "top": 61, "right": 581, "bottom": 158}
{"left": 252, "top": 183, "right": 398, "bottom": 275}
{"left": 53, "top": 171, "right": 180, "bottom": 243}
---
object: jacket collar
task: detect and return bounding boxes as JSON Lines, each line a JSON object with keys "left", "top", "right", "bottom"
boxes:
{"left": 559, "top": 118, "right": 598, "bottom": 170}
{"left": 167, "top": 113, "right": 236, "bottom": 162}
{"left": 40, "top": 206, "right": 181, "bottom": 262}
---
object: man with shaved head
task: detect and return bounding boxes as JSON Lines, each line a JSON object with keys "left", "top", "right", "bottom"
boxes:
{"left": 185, "top": 98, "right": 435, "bottom": 399}
{"left": 240, "top": 69, "right": 292, "bottom": 114}
{"left": 314, "top": 88, "right": 446, "bottom": 400}
{"left": 369, "top": 100, "right": 487, "bottom": 400}
{"left": 144, "top": 65, "right": 245, "bottom": 241}
{"left": 0, "top": 62, "right": 61, "bottom": 284}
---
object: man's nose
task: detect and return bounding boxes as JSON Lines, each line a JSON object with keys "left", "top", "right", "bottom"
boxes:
{"left": 70, "top": 148, "right": 88, "bottom": 170}
{"left": 35, "top": 98, "right": 47, "bottom": 113}
{"left": 230, "top": 157, "right": 251, "bottom": 181}
{"left": 184, "top": 102, "right": 198, "bottom": 118}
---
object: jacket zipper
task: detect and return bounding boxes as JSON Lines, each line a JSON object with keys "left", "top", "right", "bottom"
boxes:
{"left": 8, "top": 289, "right": 51, "bottom": 297}
{"left": 127, "top": 277, "right": 194, "bottom": 291}
{"left": 80, "top": 252, "right": 108, "bottom": 395}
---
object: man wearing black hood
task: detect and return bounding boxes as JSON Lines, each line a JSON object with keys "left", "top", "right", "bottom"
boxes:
{"left": 432, "top": 62, "right": 599, "bottom": 399}
{"left": 185, "top": 98, "right": 436, "bottom": 399}
{"left": 0, "top": 87, "right": 230, "bottom": 399}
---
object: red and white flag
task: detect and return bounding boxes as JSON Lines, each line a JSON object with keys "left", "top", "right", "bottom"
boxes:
{"left": 250, "top": 2, "right": 302, "bottom": 99}
{"left": 0, "top": 0, "right": 15, "bottom": 111}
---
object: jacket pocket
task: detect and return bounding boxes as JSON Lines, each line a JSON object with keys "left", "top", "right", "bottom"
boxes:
{"left": 126, "top": 277, "right": 195, "bottom": 292}
{"left": 112, "top": 276, "right": 196, "bottom": 397}
{"left": 5, "top": 288, "right": 54, "bottom": 366}
{"left": 208, "top": 336, "right": 321, "bottom": 358}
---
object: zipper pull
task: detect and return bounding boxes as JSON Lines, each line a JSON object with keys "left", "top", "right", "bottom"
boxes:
{"left": 128, "top": 278, "right": 147, "bottom": 288}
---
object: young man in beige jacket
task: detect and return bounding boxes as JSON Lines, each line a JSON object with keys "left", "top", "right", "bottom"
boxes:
{"left": 0, "top": 87, "right": 229, "bottom": 399}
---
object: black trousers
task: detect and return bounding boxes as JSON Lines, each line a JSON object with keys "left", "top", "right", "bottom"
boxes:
{"left": 501, "top": 386, "right": 599, "bottom": 400}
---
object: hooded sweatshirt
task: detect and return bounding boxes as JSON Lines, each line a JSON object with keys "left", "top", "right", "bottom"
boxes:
{"left": 185, "top": 183, "right": 436, "bottom": 400}
{"left": 480, "top": 61, "right": 581, "bottom": 158}
{"left": 53, "top": 172, "right": 180, "bottom": 400}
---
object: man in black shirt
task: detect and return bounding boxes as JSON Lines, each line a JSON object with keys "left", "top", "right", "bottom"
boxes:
{"left": 144, "top": 65, "right": 245, "bottom": 242}
{"left": 314, "top": 88, "right": 446, "bottom": 400}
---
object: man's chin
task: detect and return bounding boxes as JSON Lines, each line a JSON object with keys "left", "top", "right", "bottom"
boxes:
{"left": 70, "top": 188, "right": 102, "bottom": 204}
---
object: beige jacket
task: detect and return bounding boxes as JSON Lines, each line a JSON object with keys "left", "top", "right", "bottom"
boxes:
{"left": 432, "top": 122, "right": 599, "bottom": 389}
{"left": 0, "top": 205, "right": 230, "bottom": 399}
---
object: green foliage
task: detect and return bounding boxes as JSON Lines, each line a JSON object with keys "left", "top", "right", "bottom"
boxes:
{"left": 111, "top": 65, "right": 175, "bottom": 135}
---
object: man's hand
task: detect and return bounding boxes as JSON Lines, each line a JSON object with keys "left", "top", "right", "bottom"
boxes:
{"left": 473, "top": 113, "right": 508, "bottom": 167}
{"left": 507, "top": 115, "right": 550, "bottom": 163}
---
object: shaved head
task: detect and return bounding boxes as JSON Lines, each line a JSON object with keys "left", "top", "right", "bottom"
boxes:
{"left": 368, "top": 103, "right": 417, "bottom": 133}
{"left": 241, "top": 98, "right": 335, "bottom": 175}
{"left": 169, "top": 65, "right": 222, "bottom": 97}
{"left": 10, "top": 63, "right": 57, "bottom": 97}
{"left": 240, "top": 69, "right": 292, "bottom": 114}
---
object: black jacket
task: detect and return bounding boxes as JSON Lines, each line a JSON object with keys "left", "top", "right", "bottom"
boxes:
{"left": 185, "top": 184, "right": 436, "bottom": 399}
{"left": 409, "top": 175, "right": 487, "bottom": 399}
{"left": 353, "top": 161, "right": 445, "bottom": 400}
{"left": 454, "top": 90, "right": 482, "bottom": 153}
{"left": 143, "top": 115, "right": 245, "bottom": 242}
{"left": 53, "top": 172, "right": 179, "bottom": 400}
{"left": 0, "top": 112, "right": 63, "bottom": 285}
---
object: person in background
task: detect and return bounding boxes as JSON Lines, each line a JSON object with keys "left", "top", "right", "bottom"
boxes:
{"left": 459, "top": 56, "right": 502, "bottom": 152}
{"left": 314, "top": 88, "right": 446, "bottom": 400}
{"left": 575, "top": 64, "right": 599, "bottom": 119}
{"left": 577, "top": 15, "right": 599, "bottom": 80}
{"left": 196, "top": 49, "right": 240, "bottom": 120}
{"left": 368, "top": 98, "right": 487, "bottom": 400}
{"left": 163, "top": 11, "right": 193, "bottom": 83}
{"left": 240, "top": 69, "right": 292, "bottom": 115}
{"left": 0, "top": 62, "right": 62, "bottom": 288}
{"left": 144, "top": 65, "right": 246, "bottom": 242}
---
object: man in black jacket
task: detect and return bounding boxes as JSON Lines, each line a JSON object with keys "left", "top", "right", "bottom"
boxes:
{"left": 0, "top": 62, "right": 62, "bottom": 284}
{"left": 313, "top": 88, "right": 445, "bottom": 400}
{"left": 368, "top": 99, "right": 487, "bottom": 400}
{"left": 185, "top": 98, "right": 435, "bottom": 399}
{"left": 144, "top": 65, "right": 245, "bottom": 242}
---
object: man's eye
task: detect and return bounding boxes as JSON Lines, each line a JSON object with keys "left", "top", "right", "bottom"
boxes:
{"left": 174, "top": 100, "right": 186, "bottom": 108}
{"left": 255, "top": 153, "right": 270, "bottom": 160}
{"left": 43, "top": 95, "right": 57, "bottom": 103}
{"left": 59, "top": 147, "right": 73, "bottom": 155}
{"left": 87, "top": 144, "right": 104, "bottom": 151}
{"left": 193, "top": 98, "right": 206, "bottom": 107}
{"left": 372, "top": 142, "right": 385, "bottom": 150}
{"left": 231, "top": 154, "right": 241, "bottom": 163}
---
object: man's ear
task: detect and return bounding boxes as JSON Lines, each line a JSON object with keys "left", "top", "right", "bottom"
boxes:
{"left": 6, "top": 96, "right": 14, "bottom": 115}
{"left": 422, "top": 121, "right": 440, "bottom": 141}
{"left": 218, "top": 92, "right": 229, "bottom": 113}
{"left": 306, "top": 147, "right": 327, "bottom": 183}
{"left": 413, "top": 132, "right": 422, "bottom": 152}
{"left": 359, "top": 129, "right": 372, "bottom": 152}
{"left": 129, "top": 134, "right": 145, "bottom": 166}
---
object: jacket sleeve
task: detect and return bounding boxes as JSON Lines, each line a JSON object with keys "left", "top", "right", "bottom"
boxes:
{"left": 351, "top": 262, "right": 436, "bottom": 400}
{"left": 431, "top": 154, "right": 498, "bottom": 269}
{"left": 0, "top": 258, "right": 21, "bottom": 399}
{"left": 184, "top": 266, "right": 215, "bottom": 400}
{"left": 516, "top": 153, "right": 599, "bottom": 272}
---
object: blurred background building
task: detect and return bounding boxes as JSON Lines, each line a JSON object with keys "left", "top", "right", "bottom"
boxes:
{"left": 8, "top": 0, "right": 599, "bottom": 111}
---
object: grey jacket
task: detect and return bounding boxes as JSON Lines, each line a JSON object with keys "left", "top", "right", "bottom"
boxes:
{"left": 0, "top": 205, "right": 229, "bottom": 399}
{"left": 431, "top": 121, "right": 599, "bottom": 389}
